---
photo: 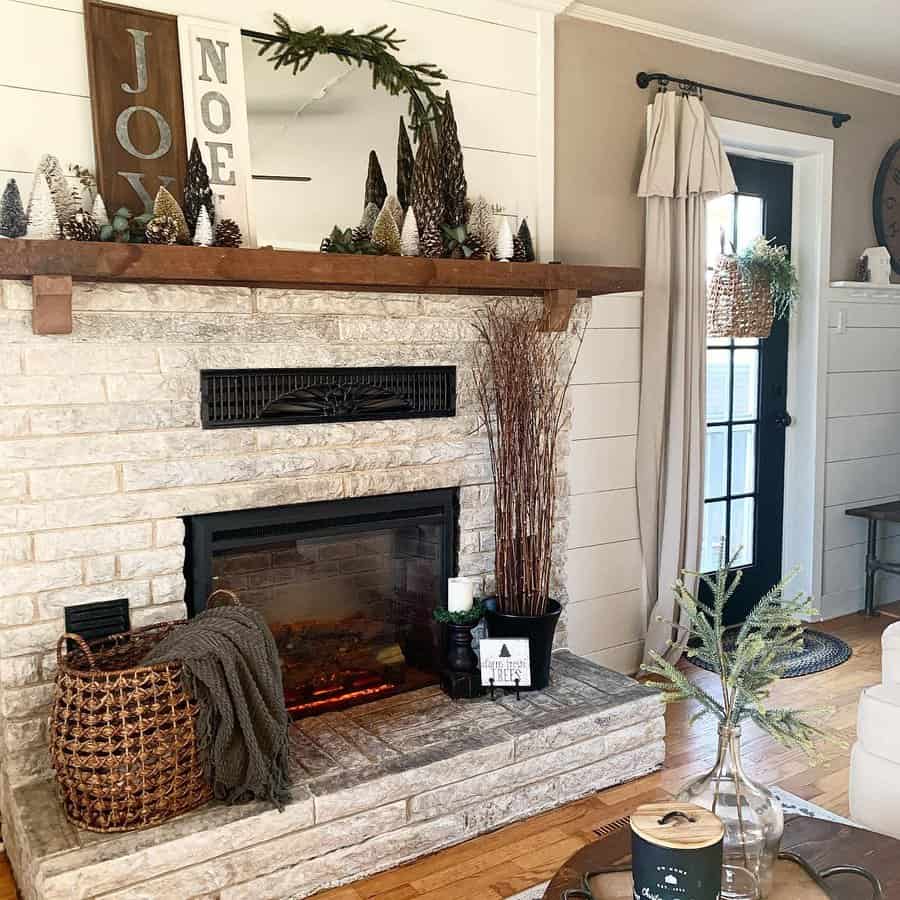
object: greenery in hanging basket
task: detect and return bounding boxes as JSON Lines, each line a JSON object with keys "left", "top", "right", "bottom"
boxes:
{"left": 737, "top": 236, "right": 799, "bottom": 318}
{"left": 253, "top": 16, "right": 447, "bottom": 138}
{"left": 641, "top": 553, "right": 839, "bottom": 758}
{"left": 433, "top": 601, "right": 485, "bottom": 626}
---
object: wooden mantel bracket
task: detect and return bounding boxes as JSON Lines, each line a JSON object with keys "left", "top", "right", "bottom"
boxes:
{"left": 542, "top": 288, "right": 578, "bottom": 332}
{"left": 32, "top": 275, "right": 73, "bottom": 335}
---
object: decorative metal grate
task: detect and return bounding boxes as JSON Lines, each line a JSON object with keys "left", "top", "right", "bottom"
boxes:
{"left": 64, "top": 598, "right": 130, "bottom": 648}
{"left": 200, "top": 366, "right": 456, "bottom": 428}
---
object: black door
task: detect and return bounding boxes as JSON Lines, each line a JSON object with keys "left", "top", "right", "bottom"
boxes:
{"left": 702, "top": 155, "right": 792, "bottom": 624}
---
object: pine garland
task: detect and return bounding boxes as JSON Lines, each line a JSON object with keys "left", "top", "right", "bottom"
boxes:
{"left": 439, "top": 92, "right": 467, "bottom": 228}
{"left": 642, "top": 556, "right": 839, "bottom": 758}
{"left": 253, "top": 15, "right": 447, "bottom": 137}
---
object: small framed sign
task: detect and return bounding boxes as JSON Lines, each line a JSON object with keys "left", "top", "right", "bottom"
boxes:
{"left": 479, "top": 638, "right": 531, "bottom": 688}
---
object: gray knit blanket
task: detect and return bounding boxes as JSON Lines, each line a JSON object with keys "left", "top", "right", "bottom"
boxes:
{"left": 142, "top": 605, "right": 292, "bottom": 809}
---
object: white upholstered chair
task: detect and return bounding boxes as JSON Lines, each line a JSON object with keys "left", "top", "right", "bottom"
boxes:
{"left": 849, "top": 621, "right": 900, "bottom": 837}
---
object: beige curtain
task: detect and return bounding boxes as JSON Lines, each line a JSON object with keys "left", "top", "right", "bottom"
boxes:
{"left": 637, "top": 92, "right": 736, "bottom": 665}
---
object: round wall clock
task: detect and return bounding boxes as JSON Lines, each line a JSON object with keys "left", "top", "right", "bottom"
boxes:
{"left": 874, "top": 139, "right": 900, "bottom": 274}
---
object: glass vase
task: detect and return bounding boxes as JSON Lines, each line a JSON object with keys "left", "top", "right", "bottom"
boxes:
{"left": 678, "top": 724, "right": 783, "bottom": 898}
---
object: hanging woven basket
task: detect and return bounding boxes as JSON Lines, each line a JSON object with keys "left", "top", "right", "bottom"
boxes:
{"left": 707, "top": 254, "right": 774, "bottom": 339}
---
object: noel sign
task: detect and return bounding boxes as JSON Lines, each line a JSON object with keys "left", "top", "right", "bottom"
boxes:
{"left": 84, "top": 0, "right": 188, "bottom": 215}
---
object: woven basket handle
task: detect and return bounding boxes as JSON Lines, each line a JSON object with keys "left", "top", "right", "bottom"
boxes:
{"left": 206, "top": 588, "right": 241, "bottom": 609}
{"left": 57, "top": 632, "right": 96, "bottom": 668}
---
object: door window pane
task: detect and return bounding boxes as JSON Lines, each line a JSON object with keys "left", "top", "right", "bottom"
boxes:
{"left": 731, "top": 425, "right": 756, "bottom": 495}
{"left": 705, "top": 426, "right": 728, "bottom": 499}
{"left": 736, "top": 194, "right": 764, "bottom": 254}
{"left": 707, "top": 194, "right": 735, "bottom": 262}
{"left": 702, "top": 502, "right": 727, "bottom": 573}
{"left": 707, "top": 349, "right": 731, "bottom": 422}
{"left": 730, "top": 498, "right": 755, "bottom": 567}
{"left": 732, "top": 349, "right": 759, "bottom": 421}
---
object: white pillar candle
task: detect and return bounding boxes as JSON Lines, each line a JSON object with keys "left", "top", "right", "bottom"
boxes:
{"left": 447, "top": 577, "right": 475, "bottom": 613}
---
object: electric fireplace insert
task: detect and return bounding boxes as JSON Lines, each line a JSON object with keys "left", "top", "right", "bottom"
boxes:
{"left": 184, "top": 489, "right": 458, "bottom": 718}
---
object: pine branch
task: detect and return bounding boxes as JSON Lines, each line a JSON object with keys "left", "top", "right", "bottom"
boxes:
{"left": 255, "top": 16, "right": 447, "bottom": 138}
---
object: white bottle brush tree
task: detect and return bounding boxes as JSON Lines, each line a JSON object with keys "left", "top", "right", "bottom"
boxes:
{"left": 26, "top": 176, "right": 60, "bottom": 239}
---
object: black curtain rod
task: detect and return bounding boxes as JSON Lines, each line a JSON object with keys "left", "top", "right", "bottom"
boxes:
{"left": 242, "top": 28, "right": 282, "bottom": 43}
{"left": 636, "top": 71, "right": 851, "bottom": 128}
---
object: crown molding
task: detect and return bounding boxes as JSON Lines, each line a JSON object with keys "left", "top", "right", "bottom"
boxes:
{"left": 566, "top": 4, "right": 900, "bottom": 97}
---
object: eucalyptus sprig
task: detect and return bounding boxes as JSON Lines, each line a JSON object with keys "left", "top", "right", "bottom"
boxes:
{"left": 254, "top": 15, "right": 447, "bottom": 137}
{"left": 737, "top": 236, "right": 799, "bottom": 318}
{"left": 641, "top": 554, "right": 841, "bottom": 759}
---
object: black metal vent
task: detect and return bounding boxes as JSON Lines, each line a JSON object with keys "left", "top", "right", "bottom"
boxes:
{"left": 64, "top": 598, "right": 130, "bottom": 646}
{"left": 200, "top": 366, "right": 456, "bottom": 429}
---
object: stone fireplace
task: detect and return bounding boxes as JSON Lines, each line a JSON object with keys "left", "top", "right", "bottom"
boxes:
{"left": 0, "top": 277, "right": 663, "bottom": 899}
{"left": 186, "top": 489, "right": 457, "bottom": 717}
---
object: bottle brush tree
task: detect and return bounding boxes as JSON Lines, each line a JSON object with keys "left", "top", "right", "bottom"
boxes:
{"left": 439, "top": 92, "right": 467, "bottom": 228}
{"left": 0, "top": 179, "right": 27, "bottom": 238}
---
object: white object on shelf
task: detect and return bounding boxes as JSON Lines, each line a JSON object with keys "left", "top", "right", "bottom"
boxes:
{"left": 447, "top": 577, "right": 476, "bottom": 612}
{"left": 862, "top": 247, "right": 892, "bottom": 285}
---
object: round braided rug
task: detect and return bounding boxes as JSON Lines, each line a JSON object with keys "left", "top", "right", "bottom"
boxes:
{"left": 689, "top": 628, "right": 852, "bottom": 678}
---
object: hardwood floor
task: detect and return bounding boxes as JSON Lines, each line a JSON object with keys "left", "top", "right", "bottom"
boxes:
{"left": 0, "top": 605, "right": 894, "bottom": 900}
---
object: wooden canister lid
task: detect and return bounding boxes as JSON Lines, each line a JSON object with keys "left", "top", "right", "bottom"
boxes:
{"left": 630, "top": 802, "right": 724, "bottom": 850}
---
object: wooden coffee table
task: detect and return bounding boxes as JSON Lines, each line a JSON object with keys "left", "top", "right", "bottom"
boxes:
{"left": 544, "top": 814, "right": 900, "bottom": 898}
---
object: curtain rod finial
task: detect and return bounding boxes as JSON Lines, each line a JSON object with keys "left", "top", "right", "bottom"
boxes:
{"left": 636, "top": 72, "right": 652, "bottom": 89}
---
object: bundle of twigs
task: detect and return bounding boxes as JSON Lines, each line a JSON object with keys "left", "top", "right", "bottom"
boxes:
{"left": 473, "top": 300, "right": 579, "bottom": 616}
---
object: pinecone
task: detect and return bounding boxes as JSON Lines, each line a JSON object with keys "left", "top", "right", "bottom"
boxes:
{"left": 320, "top": 235, "right": 333, "bottom": 253}
{"left": 61, "top": 211, "right": 100, "bottom": 242}
{"left": 512, "top": 234, "right": 528, "bottom": 263}
{"left": 145, "top": 215, "right": 178, "bottom": 245}
{"left": 351, "top": 224, "right": 371, "bottom": 245}
{"left": 214, "top": 218, "right": 242, "bottom": 248}
{"left": 420, "top": 222, "right": 444, "bottom": 259}
{"left": 467, "top": 234, "right": 486, "bottom": 260}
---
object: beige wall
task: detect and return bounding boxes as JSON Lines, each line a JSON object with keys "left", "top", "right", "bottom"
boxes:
{"left": 556, "top": 18, "right": 900, "bottom": 279}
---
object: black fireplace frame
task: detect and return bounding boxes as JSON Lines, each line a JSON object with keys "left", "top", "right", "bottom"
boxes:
{"left": 184, "top": 488, "right": 459, "bottom": 616}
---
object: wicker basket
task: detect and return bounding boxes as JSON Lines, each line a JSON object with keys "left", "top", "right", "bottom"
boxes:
{"left": 50, "top": 622, "right": 212, "bottom": 833}
{"left": 707, "top": 254, "right": 774, "bottom": 339}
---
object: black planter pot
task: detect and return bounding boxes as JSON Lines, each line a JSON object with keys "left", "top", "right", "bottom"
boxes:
{"left": 483, "top": 598, "right": 561, "bottom": 690}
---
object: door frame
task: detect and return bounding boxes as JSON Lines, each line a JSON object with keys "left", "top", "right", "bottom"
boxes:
{"left": 712, "top": 118, "right": 834, "bottom": 607}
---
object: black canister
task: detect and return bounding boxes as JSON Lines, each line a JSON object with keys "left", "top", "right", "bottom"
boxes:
{"left": 630, "top": 802, "right": 724, "bottom": 900}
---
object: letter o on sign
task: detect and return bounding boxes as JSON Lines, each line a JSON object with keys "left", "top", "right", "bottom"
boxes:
{"left": 115, "top": 105, "right": 173, "bottom": 160}
{"left": 200, "top": 90, "right": 231, "bottom": 135}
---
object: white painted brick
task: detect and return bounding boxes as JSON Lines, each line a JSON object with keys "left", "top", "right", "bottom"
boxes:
{"left": 0, "top": 411, "right": 29, "bottom": 439}
{"left": 151, "top": 573, "right": 185, "bottom": 605}
{"left": 154, "top": 518, "right": 185, "bottom": 548}
{"left": 72, "top": 282, "right": 254, "bottom": 313}
{"left": 0, "top": 621, "right": 61, "bottom": 657}
{"left": 0, "top": 430, "right": 255, "bottom": 472}
{"left": 118, "top": 546, "right": 184, "bottom": 579}
{"left": 23, "top": 347, "right": 159, "bottom": 375}
{"left": 0, "top": 349, "right": 22, "bottom": 375}
{"left": 104, "top": 373, "right": 198, "bottom": 404}
{"left": 29, "top": 402, "right": 198, "bottom": 436}
{"left": 28, "top": 465, "right": 119, "bottom": 501}
{"left": 132, "top": 601, "right": 187, "bottom": 627}
{"left": 0, "top": 655, "right": 40, "bottom": 687}
{"left": 0, "top": 279, "right": 30, "bottom": 309}
{"left": 0, "top": 535, "right": 31, "bottom": 565}
{"left": 83, "top": 555, "right": 117, "bottom": 584}
{"left": 2, "top": 683, "right": 54, "bottom": 717}
{"left": 339, "top": 317, "right": 477, "bottom": 343}
{"left": 0, "top": 376, "right": 106, "bottom": 406}
{"left": 5, "top": 717, "right": 47, "bottom": 748}
{"left": 0, "top": 595, "right": 35, "bottom": 626}
{"left": 0, "top": 560, "right": 82, "bottom": 596}
{"left": 37, "top": 581, "right": 150, "bottom": 620}
{"left": 34, "top": 523, "right": 152, "bottom": 561}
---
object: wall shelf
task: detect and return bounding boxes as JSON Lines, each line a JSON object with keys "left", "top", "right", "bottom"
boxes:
{"left": 0, "top": 240, "right": 642, "bottom": 335}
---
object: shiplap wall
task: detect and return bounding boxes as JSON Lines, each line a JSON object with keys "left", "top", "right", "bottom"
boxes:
{"left": 0, "top": 0, "right": 541, "bottom": 248}
{"left": 821, "top": 286, "right": 900, "bottom": 619}
{"left": 566, "top": 292, "right": 644, "bottom": 673}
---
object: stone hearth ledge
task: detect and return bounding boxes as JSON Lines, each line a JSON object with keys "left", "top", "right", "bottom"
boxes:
{"left": 3, "top": 652, "right": 664, "bottom": 900}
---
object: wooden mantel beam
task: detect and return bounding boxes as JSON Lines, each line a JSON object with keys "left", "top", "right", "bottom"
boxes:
{"left": 0, "top": 240, "right": 642, "bottom": 335}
